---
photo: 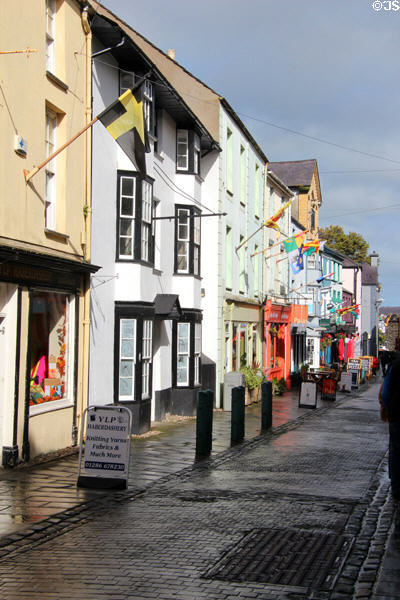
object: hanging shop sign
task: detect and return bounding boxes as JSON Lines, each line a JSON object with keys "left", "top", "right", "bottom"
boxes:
{"left": 77, "top": 405, "right": 132, "bottom": 490}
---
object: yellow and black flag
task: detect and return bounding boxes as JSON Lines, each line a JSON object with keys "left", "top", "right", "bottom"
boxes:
{"left": 98, "top": 83, "right": 150, "bottom": 177}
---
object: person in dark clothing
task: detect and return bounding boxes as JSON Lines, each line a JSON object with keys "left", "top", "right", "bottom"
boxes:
{"left": 379, "top": 356, "right": 400, "bottom": 500}
{"left": 379, "top": 350, "right": 390, "bottom": 376}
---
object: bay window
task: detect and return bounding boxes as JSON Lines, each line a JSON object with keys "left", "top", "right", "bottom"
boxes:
{"left": 175, "top": 205, "right": 201, "bottom": 276}
{"left": 117, "top": 172, "right": 154, "bottom": 264}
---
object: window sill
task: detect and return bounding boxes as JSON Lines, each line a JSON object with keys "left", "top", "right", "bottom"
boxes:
{"left": 46, "top": 71, "right": 69, "bottom": 92}
{"left": 30, "top": 398, "right": 73, "bottom": 417}
{"left": 226, "top": 189, "right": 234, "bottom": 198}
{"left": 153, "top": 268, "right": 163, "bottom": 276}
{"left": 174, "top": 273, "right": 202, "bottom": 280}
{"left": 45, "top": 229, "right": 70, "bottom": 243}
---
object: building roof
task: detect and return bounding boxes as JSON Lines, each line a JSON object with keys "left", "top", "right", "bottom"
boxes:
{"left": 88, "top": 1, "right": 268, "bottom": 161}
{"left": 361, "top": 262, "right": 378, "bottom": 285}
{"left": 267, "top": 159, "right": 317, "bottom": 188}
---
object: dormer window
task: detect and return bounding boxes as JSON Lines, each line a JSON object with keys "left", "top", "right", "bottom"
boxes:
{"left": 176, "top": 129, "right": 201, "bottom": 175}
{"left": 119, "top": 72, "right": 155, "bottom": 136}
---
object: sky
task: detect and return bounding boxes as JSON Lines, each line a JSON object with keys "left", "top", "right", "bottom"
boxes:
{"left": 101, "top": 0, "right": 400, "bottom": 306}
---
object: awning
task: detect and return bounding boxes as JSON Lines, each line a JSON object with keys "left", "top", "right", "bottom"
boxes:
{"left": 153, "top": 294, "right": 182, "bottom": 319}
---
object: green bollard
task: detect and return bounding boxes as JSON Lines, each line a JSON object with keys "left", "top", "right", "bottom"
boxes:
{"left": 231, "top": 386, "right": 245, "bottom": 445}
{"left": 261, "top": 381, "right": 272, "bottom": 431}
{"left": 196, "top": 389, "right": 213, "bottom": 457}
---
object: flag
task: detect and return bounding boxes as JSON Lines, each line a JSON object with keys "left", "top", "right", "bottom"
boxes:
{"left": 289, "top": 244, "right": 304, "bottom": 275}
{"left": 264, "top": 199, "right": 292, "bottom": 236}
{"left": 98, "top": 85, "right": 149, "bottom": 177}
{"left": 282, "top": 231, "right": 305, "bottom": 254}
{"left": 316, "top": 271, "right": 334, "bottom": 284}
{"left": 302, "top": 239, "right": 326, "bottom": 256}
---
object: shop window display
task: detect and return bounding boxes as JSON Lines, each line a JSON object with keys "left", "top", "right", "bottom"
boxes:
{"left": 29, "top": 291, "right": 69, "bottom": 406}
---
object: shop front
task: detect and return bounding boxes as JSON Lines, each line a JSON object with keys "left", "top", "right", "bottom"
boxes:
{"left": 290, "top": 303, "right": 308, "bottom": 379}
{"left": 223, "top": 299, "right": 262, "bottom": 379}
{"left": 264, "top": 300, "right": 291, "bottom": 388}
{"left": 0, "top": 248, "right": 97, "bottom": 466}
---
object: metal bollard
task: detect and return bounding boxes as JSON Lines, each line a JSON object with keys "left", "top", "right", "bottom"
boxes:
{"left": 196, "top": 389, "right": 213, "bottom": 457}
{"left": 231, "top": 386, "right": 245, "bottom": 445}
{"left": 261, "top": 381, "right": 272, "bottom": 431}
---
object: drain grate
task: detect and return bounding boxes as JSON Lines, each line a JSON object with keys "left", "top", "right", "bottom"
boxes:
{"left": 203, "top": 527, "right": 353, "bottom": 591}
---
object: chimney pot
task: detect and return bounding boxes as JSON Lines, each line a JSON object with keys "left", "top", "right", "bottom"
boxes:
{"left": 167, "top": 48, "right": 175, "bottom": 60}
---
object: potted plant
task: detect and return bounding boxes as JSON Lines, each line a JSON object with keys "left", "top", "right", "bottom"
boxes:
{"left": 240, "top": 364, "right": 265, "bottom": 405}
{"left": 272, "top": 376, "right": 287, "bottom": 396}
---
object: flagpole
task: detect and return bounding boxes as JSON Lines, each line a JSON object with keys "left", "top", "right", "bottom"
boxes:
{"left": 250, "top": 230, "right": 309, "bottom": 258}
{"left": 235, "top": 223, "right": 264, "bottom": 253}
{"left": 24, "top": 116, "right": 99, "bottom": 183}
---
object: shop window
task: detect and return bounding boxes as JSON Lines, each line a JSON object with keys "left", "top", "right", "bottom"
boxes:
{"left": 29, "top": 291, "right": 73, "bottom": 408}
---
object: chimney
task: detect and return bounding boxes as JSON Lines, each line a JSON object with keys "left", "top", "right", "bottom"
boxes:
{"left": 167, "top": 48, "right": 175, "bottom": 60}
{"left": 370, "top": 251, "right": 379, "bottom": 268}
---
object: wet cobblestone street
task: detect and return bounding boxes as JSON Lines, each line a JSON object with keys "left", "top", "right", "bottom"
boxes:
{"left": 0, "top": 381, "right": 399, "bottom": 599}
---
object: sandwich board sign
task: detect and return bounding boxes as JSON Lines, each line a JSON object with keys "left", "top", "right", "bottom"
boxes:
{"left": 299, "top": 381, "right": 317, "bottom": 408}
{"left": 340, "top": 371, "right": 352, "bottom": 392}
{"left": 77, "top": 405, "right": 132, "bottom": 490}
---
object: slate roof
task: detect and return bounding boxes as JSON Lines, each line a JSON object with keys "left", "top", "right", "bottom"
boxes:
{"left": 268, "top": 159, "right": 317, "bottom": 188}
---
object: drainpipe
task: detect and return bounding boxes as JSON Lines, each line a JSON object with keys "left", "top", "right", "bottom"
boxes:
{"left": 78, "top": 6, "right": 92, "bottom": 442}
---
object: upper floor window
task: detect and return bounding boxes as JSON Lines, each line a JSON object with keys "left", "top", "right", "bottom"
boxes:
{"left": 307, "top": 253, "right": 316, "bottom": 269}
{"left": 254, "top": 164, "right": 260, "bottom": 217}
{"left": 175, "top": 205, "right": 201, "bottom": 276}
{"left": 176, "top": 129, "right": 200, "bottom": 175}
{"left": 240, "top": 145, "right": 246, "bottom": 205}
{"left": 46, "top": 0, "right": 56, "bottom": 72}
{"left": 117, "top": 172, "right": 154, "bottom": 264}
{"left": 119, "top": 72, "right": 155, "bottom": 136}
{"left": 226, "top": 128, "right": 233, "bottom": 193}
{"left": 45, "top": 109, "right": 57, "bottom": 230}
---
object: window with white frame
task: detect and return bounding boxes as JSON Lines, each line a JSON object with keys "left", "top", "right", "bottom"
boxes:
{"left": 226, "top": 127, "right": 233, "bottom": 193}
{"left": 194, "top": 323, "right": 201, "bottom": 385}
{"left": 141, "top": 319, "right": 153, "bottom": 399}
{"left": 45, "top": 109, "right": 57, "bottom": 230}
{"left": 240, "top": 145, "right": 246, "bottom": 205}
{"left": 117, "top": 172, "right": 154, "bottom": 264}
{"left": 143, "top": 80, "right": 154, "bottom": 135}
{"left": 307, "top": 253, "right": 316, "bottom": 269}
{"left": 177, "top": 322, "right": 190, "bottom": 386}
{"left": 175, "top": 205, "right": 201, "bottom": 275}
{"left": 176, "top": 129, "right": 200, "bottom": 175}
{"left": 254, "top": 164, "right": 260, "bottom": 217}
{"left": 119, "top": 319, "right": 136, "bottom": 400}
{"left": 118, "top": 175, "right": 135, "bottom": 259}
{"left": 239, "top": 235, "right": 246, "bottom": 294}
{"left": 141, "top": 181, "right": 152, "bottom": 262}
{"left": 46, "top": 0, "right": 56, "bottom": 72}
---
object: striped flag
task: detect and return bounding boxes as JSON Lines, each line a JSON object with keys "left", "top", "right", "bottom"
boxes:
{"left": 98, "top": 85, "right": 150, "bottom": 177}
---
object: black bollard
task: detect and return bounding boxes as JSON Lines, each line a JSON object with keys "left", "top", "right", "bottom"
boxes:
{"left": 261, "top": 381, "right": 272, "bottom": 431}
{"left": 231, "top": 386, "right": 245, "bottom": 445}
{"left": 196, "top": 389, "right": 213, "bottom": 457}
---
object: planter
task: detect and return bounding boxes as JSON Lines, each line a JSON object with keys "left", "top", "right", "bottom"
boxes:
{"left": 245, "top": 387, "right": 260, "bottom": 405}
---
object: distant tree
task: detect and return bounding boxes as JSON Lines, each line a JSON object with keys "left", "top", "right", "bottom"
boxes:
{"left": 319, "top": 225, "right": 369, "bottom": 263}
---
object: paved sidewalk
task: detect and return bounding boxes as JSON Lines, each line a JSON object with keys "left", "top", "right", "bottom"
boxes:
{"left": 0, "top": 380, "right": 398, "bottom": 599}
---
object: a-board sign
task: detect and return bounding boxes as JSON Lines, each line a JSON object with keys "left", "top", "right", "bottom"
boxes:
{"left": 350, "top": 370, "right": 359, "bottom": 389}
{"left": 347, "top": 358, "right": 361, "bottom": 371}
{"left": 361, "top": 357, "right": 370, "bottom": 374}
{"left": 299, "top": 381, "right": 317, "bottom": 408}
{"left": 77, "top": 405, "right": 132, "bottom": 490}
{"left": 340, "top": 371, "right": 353, "bottom": 392}
{"left": 322, "top": 377, "right": 337, "bottom": 401}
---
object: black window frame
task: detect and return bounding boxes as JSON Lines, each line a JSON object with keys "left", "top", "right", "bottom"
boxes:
{"left": 176, "top": 128, "right": 201, "bottom": 176}
{"left": 171, "top": 312, "right": 202, "bottom": 389}
{"left": 114, "top": 303, "right": 154, "bottom": 404}
{"left": 174, "top": 204, "right": 201, "bottom": 276}
{"left": 119, "top": 71, "right": 155, "bottom": 137}
{"left": 116, "top": 171, "right": 155, "bottom": 265}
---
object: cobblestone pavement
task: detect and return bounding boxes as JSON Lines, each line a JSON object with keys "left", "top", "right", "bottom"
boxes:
{"left": 0, "top": 381, "right": 398, "bottom": 599}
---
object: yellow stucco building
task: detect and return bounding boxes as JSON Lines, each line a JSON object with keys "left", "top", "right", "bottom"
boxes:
{"left": 0, "top": 0, "right": 97, "bottom": 466}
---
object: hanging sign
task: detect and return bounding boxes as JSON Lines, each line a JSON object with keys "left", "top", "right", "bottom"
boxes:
{"left": 77, "top": 405, "right": 132, "bottom": 490}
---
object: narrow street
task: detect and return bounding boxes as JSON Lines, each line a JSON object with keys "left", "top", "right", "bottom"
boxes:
{"left": 0, "top": 381, "right": 398, "bottom": 599}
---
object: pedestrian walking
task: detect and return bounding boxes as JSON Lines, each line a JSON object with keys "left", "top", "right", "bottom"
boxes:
{"left": 379, "top": 355, "right": 400, "bottom": 500}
